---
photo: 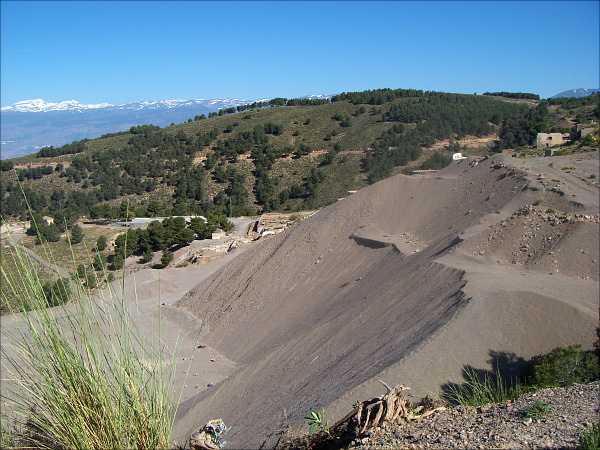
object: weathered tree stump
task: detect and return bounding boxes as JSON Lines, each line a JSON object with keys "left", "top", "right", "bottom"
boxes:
{"left": 329, "top": 381, "right": 446, "bottom": 435}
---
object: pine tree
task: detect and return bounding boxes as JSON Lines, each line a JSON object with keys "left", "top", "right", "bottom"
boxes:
{"left": 161, "top": 249, "right": 173, "bottom": 268}
{"left": 95, "top": 234, "right": 107, "bottom": 251}
{"left": 70, "top": 225, "right": 84, "bottom": 245}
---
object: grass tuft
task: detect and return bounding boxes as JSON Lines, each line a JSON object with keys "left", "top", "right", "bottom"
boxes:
{"left": 1, "top": 219, "right": 177, "bottom": 449}
{"left": 443, "top": 367, "right": 521, "bottom": 407}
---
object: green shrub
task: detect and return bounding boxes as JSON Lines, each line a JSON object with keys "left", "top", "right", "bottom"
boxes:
{"left": 579, "top": 423, "right": 600, "bottom": 450}
{"left": 76, "top": 263, "right": 87, "bottom": 279}
{"left": 69, "top": 224, "right": 84, "bottom": 244}
{"left": 93, "top": 252, "right": 108, "bottom": 271}
{"left": 419, "top": 151, "right": 453, "bottom": 170}
{"left": 111, "top": 253, "right": 124, "bottom": 270}
{"left": 41, "top": 277, "right": 70, "bottom": 307}
{"left": 95, "top": 234, "right": 108, "bottom": 251}
{"left": 525, "top": 399, "right": 551, "bottom": 419}
{"left": 521, "top": 345, "right": 599, "bottom": 388}
{"left": 142, "top": 249, "right": 154, "bottom": 263}
{"left": 84, "top": 272, "right": 97, "bottom": 288}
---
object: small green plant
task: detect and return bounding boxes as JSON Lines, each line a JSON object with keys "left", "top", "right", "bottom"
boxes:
{"left": 579, "top": 423, "right": 600, "bottom": 450}
{"left": 304, "top": 409, "right": 328, "bottom": 434}
{"left": 525, "top": 399, "right": 551, "bottom": 419}
{"left": 545, "top": 208, "right": 556, "bottom": 214}
{"left": 590, "top": 173, "right": 597, "bottom": 179}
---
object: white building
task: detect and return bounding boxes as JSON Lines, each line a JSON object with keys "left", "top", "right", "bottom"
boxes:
{"left": 534, "top": 133, "right": 570, "bottom": 149}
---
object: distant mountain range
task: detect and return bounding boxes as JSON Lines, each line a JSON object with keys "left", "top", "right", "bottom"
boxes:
{"left": 1, "top": 95, "right": 332, "bottom": 159}
{"left": 550, "top": 88, "right": 599, "bottom": 99}
{"left": 0, "top": 98, "right": 257, "bottom": 113}
{"left": 0, "top": 98, "right": 263, "bottom": 159}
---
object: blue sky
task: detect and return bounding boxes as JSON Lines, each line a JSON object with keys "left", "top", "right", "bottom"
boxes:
{"left": 1, "top": 1, "right": 598, "bottom": 106}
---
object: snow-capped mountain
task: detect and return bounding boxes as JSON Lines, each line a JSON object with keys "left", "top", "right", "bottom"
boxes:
{"left": 300, "top": 94, "right": 333, "bottom": 100}
{"left": 0, "top": 97, "right": 254, "bottom": 158}
{"left": 0, "top": 97, "right": 255, "bottom": 113}
{"left": 1, "top": 99, "right": 113, "bottom": 113}
{"left": 0, "top": 95, "right": 331, "bottom": 159}
{"left": 550, "top": 88, "right": 599, "bottom": 99}
{"left": 114, "top": 98, "right": 254, "bottom": 111}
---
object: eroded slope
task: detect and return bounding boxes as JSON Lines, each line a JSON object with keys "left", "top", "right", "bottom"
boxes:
{"left": 173, "top": 154, "right": 595, "bottom": 448}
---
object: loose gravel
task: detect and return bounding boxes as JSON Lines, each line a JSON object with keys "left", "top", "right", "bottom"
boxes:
{"left": 349, "top": 382, "right": 599, "bottom": 449}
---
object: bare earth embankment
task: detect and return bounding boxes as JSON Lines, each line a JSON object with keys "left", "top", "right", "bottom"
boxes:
{"left": 172, "top": 151, "right": 599, "bottom": 448}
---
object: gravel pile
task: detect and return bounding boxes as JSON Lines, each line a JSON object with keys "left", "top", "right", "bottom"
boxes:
{"left": 173, "top": 153, "right": 598, "bottom": 447}
{"left": 349, "top": 382, "right": 599, "bottom": 449}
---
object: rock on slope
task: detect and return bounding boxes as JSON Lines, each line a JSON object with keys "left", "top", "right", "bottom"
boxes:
{"left": 174, "top": 152, "right": 599, "bottom": 448}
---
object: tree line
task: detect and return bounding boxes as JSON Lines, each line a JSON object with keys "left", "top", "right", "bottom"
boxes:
{"left": 482, "top": 92, "right": 540, "bottom": 100}
{"left": 109, "top": 213, "right": 233, "bottom": 270}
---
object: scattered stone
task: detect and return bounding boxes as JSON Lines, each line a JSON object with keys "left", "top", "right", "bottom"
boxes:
{"left": 344, "top": 383, "right": 599, "bottom": 450}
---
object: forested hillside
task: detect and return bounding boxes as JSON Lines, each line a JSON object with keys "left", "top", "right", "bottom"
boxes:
{"left": 1, "top": 89, "right": 598, "bottom": 225}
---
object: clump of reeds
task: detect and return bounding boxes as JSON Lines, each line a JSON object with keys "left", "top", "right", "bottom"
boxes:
{"left": 1, "top": 217, "right": 177, "bottom": 449}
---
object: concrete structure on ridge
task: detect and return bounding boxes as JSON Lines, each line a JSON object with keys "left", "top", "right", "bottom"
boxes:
{"left": 534, "top": 133, "right": 571, "bottom": 149}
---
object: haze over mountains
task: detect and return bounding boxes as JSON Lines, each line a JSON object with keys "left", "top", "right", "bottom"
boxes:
{"left": 0, "top": 98, "right": 257, "bottom": 113}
